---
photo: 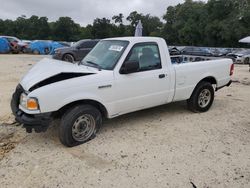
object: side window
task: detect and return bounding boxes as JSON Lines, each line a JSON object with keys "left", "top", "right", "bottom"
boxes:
{"left": 125, "top": 43, "right": 162, "bottom": 72}
{"left": 80, "top": 41, "right": 96, "bottom": 48}
{"left": 189, "top": 47, "right": 194, "bottom": 52}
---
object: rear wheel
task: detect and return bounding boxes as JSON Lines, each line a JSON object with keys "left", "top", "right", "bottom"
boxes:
{"left": 187, "top": 81, "right": 214, "bottom": 112}
{"left": 63, "top": 54, "right": 75, "bottom": 63}
{"left": 59, "top": 104, "right": 102, "bottom": 147}
{"left": 44, "top": 47, "right": 50, "bottom": 55}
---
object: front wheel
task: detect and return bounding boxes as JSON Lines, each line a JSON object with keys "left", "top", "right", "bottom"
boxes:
{"left": 59, "top": 104, "right": 102, "bottom": 147}
{"left": 63, "top": 54, "right": 75, "bottom": 63}
{"left": 187, "top": 81, "right": 214, "bottom": 112}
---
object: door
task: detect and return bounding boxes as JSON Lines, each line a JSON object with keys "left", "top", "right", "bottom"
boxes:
{"left": 113, "top": 42, "right": 171, "bottom": 115}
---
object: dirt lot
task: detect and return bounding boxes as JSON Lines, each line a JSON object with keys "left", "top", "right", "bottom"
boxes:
{"left": 0, "top": 55, "right": 249, "bottom": 188}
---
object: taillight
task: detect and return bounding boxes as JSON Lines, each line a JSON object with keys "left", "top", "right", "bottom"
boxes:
{"left": 230, "top": 63, "right": 234, "bottom": 76}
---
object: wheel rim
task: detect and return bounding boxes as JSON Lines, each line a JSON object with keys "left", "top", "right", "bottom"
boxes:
{"left": 198, "top": 89, "right": 211, "bottom": 108}
{"left": 72, "top": 114, "right": 95, "bottom": 142}
{"left": 64, "top": 55, "right": 74, "bottom": 63}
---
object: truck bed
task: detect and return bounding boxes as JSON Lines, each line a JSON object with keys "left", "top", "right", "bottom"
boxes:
{"left": 171, "top": 56, "right": 232, "bottom": 101}
{"left": 171, "top": 55, "right": 222, "bottom": 64}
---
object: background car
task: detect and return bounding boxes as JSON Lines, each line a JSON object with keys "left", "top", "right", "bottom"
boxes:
{"left": 234, "top": 49, "right": 250, "bottom": 64}
{"left": 0, "top": 37, "right": 10, "bottom": 53}
{"left": 53, "top": 39, "right": 100, "bottom": 63}
{"left": 181, "top": 46, "right": 213, "bottom": 56}
{"left": 0, "top": 36, "right": 28, "bottom": 53}
{"left": 169, "top": 47, "right": 181, "bottom": 56}
{"left": 225, "top": 53, "right": 238, "bottom": 63}
{"left": 27, "top": 40, "right": 65, "bottom": 55}
{"left": 226, "top": 49, "right": 250, "bottom": 64}
{"left": 210, "top": 48, "right": 223, "bottom": 57}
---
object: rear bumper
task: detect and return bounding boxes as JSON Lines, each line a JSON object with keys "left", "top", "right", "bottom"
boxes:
{"left": 11, "top": 84, "right": 52, "bottom": 133}
{"left": 216, "top": 80, "right": 232, "bottom": 91}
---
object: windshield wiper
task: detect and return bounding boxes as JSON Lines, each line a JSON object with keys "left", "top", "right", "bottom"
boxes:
{"left": 80, "top": 61, "right": 102, "bottom": 71}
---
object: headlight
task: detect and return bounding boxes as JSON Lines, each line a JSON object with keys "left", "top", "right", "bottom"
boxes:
{"left": 20, "top": 93, "right": 39, "bottom": 111}
{"left": 55, "top": 50, "right": 61, "bottom": 54}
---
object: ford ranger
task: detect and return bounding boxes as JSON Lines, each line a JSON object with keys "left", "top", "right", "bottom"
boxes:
{"left": 11, "top": 37, "right": 233, "bottom": 147}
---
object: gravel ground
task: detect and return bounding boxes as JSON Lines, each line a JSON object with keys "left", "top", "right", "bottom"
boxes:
{"left": 0, "top": 55, "right": 249, "bottom": 188}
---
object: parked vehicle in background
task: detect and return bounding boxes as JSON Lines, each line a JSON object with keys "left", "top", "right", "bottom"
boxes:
{"left": 169, "top": 47, "right": 181, "bottom": 56}
{"left": 53, "top": 39, "right": 100, "bottom": 63}
{"left": 232, "top": 49, "right": 250, "bottom": 64}
{"left": 210, "top": 48, "right": 223, "bottom": 57}
{"left": 21, "top": 40, "right": 32, "bottom": 45}
{"left": 0, "top": 37, "right": 10, "bottom": 53}
{"left": 225, "top": 53, "right": 238, "bottom": 63}
{"left": 11, "top": 37, "right": 233, "bottom": 147}
{"left": 0, "top": 36, "right": 28, "bottom": 53}
{"left": 181, "top": 46, "right": 213, "bottom": 56}
{"left": 27, "top": 40, "right": 65, "bottom": 55}
{"left": 220, "top": 48, "right": 233, "bottom": 56}
{"left": 28, "top": 40, "right": 52, "bottom": 54}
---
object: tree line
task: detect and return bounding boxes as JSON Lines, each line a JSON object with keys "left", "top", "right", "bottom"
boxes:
{"left": 0, "top": 0, "right": 249, "bottom": 47}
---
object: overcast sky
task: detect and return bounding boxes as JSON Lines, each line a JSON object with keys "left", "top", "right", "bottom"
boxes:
{"left": 0, "top": 0, "right": 187, "bottom": 26}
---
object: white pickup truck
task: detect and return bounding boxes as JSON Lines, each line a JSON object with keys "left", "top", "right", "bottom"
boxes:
{"left": 11, "top": 37, "right": 234, "bottom": 147}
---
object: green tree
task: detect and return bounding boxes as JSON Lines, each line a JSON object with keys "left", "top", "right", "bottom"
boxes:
{"left": 52, "top": 17, "right": 81, "bottom": 41}
{"left": 91, "top": 18, "right": 115, "bottom": 38}
{"left": 112, "top": 13, "right": 124, "bottom": 24}
{"left": 0, "top": 0, "right": 249, "bottom": 46}
{"left": 126, "top": 11, "right": 163, "bottom": 37}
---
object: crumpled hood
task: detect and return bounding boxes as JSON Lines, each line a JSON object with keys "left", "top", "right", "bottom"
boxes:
{"left": 20, "top": 58, "right": 97, "bottom": 91}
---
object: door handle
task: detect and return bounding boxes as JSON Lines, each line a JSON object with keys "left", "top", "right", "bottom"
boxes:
{"left": 159, "top": 74, "right": 166, "bottom": 79}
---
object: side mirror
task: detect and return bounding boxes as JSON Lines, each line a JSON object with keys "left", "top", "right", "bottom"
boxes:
{"left": 120, "top": 61, "right": 139, "bottom": 74}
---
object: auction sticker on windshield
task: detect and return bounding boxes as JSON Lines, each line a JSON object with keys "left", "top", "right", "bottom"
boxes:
{"left": 109, "top": 45, "right": 124, "bottom": 52}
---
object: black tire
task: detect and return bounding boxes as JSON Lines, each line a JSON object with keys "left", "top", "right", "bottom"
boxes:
{"left": 10, "top": 85, "right": 23, "bottom": 116}
{"left": 44, "top": 47, "right": 50, "bottom": 55}
{"left": 59, "top": 104, "right": 102, "bottom": 147}
{"left": 244, "top": 57, "right": 249, "bottom": 65}
{"left": 63, "top": 54, "right": 75, "bottom": 63}
{"left": 187, "top": 81, "right": 214, "bottom": 113}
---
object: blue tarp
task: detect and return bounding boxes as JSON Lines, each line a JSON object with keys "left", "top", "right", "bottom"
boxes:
{"left": 50, "top": 42, "right": 64, "bottom": 55}
{"left": 29, "top": 41, "right": 64, "bottom": 55}
{"left": 0, "top": 38, "right": 10, "bottom": 53}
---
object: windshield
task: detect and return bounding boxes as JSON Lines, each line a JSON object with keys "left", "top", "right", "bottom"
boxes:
{"left": 80, "top": 40, "right": 129, "bottom": 70}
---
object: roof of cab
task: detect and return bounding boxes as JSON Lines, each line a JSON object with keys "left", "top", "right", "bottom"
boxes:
{"left": 102, "top": 36, "right": 164, "bottom": 43}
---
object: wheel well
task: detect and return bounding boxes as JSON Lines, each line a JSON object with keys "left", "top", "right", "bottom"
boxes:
{"left": 189, "top": 76, "right": 217, "bottom": 99}
{"left": 56, "top": 100, "right": 108, "bottom": 118}
{"left": 198, "top": 76, "right": 217, "bottom": 86}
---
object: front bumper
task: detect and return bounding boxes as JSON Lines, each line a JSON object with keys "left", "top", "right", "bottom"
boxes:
{"left": 52, "top": 53, "right": 63, "bottom": 60}
{"left": 15, "top": 110, "right": 52, "bottom": 133}
{"left": 11, "top": 84, "right": 52, "bottom": 133}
